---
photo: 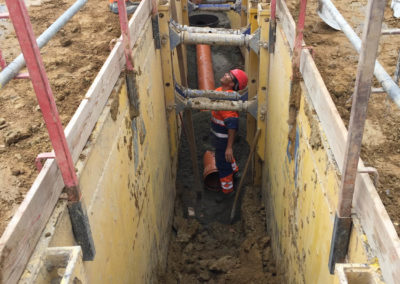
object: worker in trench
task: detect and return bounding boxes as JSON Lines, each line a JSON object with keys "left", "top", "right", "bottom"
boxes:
{"left": 108, "top": 0, "right": 140, "bottom": 14}
{"left": 211, "top": 69, "right": 248, "bottom": 195}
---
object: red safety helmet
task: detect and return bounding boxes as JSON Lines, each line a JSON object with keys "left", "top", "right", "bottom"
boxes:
{"left": 230, "top": 69, "right": 248, "bottom": 91}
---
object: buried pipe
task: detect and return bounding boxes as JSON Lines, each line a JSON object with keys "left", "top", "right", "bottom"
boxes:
{"left": 0, "top": 0, "right": 87, "bottom": 88}
{"left": 320, "top": 0, "right": 400, "bottom": 107}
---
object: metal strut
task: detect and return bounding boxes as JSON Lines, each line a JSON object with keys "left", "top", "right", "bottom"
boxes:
{"left": 169, "top": 24, "right": 260, "bottom": 53}
{"left": 170, "top": 19, "right": 248, "bottom": 35}
{"left": 187, "top": 0, "right": 241, "bottom": 13}
{"left": 174, "top": 84, "right": 257, "bottom": 117}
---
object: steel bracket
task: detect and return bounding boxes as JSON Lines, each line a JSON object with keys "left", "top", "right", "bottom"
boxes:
{"left": 68, "top": 200, "right": 96, "bottom": 261}
{"left": 247, "top": 98, "right": 258, "bottom": 118}
{"left": 234, "top": 0, "right": 242, "bottom": 14}
{"left": 249, "top": 28, "right": 260, "bottom": 54}
{"left": 268, "top": 21, "right": 276, "bottom": 53}
{"left": 35, "top": 151, "right": 55, "bottom": 172}
{"left": 169, "top": 25, "right": 182, "bottom": 50}
{"left": 151, "top": 15, "right": 161, "bottom": 49}
{"left": 187, "top": 1, "right": 196, "bottom": 13}
{"left": 358, "top": 166, "right": 379, "bottom": 187}
{"left": 328, "top": 213, "right": 352, "bottom": 274}
{"left": 126, "top": 70, "right": 140, "bottom": 119}
{"left": 175, "top": 96, "right": 186, "bottom": 113}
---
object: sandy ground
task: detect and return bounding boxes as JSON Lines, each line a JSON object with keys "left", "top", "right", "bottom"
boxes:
{"left": 286, "top": 0, "right": 400, "bottom": 235}
{"left": 0, "top": 0, "right": 121, "bottom": 234}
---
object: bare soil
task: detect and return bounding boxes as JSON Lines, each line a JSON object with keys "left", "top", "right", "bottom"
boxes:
{"left": 0, "top": 0, "right": 121, "bottom": 234}
{"left": 286, "top": 0, "right": 400, "bottom": 235}
{"left": 160, "top": 111, "right": 281, "bottom": 283}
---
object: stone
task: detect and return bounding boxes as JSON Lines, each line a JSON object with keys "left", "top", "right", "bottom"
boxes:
{"left": 209, "top": 256, "right": 237, "bottom": 273}
{"left": 198, "top": 271, "right": 210, "bottom": 281}
{"left": 4, "top": 129, "right": 31, "bottom": 146}
{"left": 0, "top": 118, "right": 6, "bottom": 125}
{"left": 11, "top": 169, "right": 22, "bottom": 176}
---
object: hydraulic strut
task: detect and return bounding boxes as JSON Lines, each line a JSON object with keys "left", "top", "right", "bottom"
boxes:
{"left": 170, "top": 20, "right": 247, "bottom": 35}
{"left": 174, "top": 84, "right": 257, "bottom": 117}
{"left": 169, "top": 24, "right": 260, "bottom": 53}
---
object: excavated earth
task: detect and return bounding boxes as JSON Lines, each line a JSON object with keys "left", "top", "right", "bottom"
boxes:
{"left": 0, "top": 0, "right": 121, "bottom": 234}
{"left": 159, "top": 111, "right": 282, "bottom": 283}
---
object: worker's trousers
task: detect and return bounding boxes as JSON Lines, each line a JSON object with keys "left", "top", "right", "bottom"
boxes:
{"left": 214, "top": 145, "right": 238, "bottom": 193}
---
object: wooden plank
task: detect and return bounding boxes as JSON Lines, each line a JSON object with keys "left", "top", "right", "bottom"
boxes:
{"left": 0, "top": 1, "right": 152, "bottom": 283}
{"left": 0, "top": 161, "right": 64, "bottom": 284}
{"left": 276, "top": 0, "right": 400, "bottom": 283}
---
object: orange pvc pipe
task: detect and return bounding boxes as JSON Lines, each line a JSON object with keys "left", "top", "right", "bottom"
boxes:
{"left": 196, "top": 44, "right": 215, "bottom": 90}
{"left": 203, "top": 150, "right": 220, "bottom": 191}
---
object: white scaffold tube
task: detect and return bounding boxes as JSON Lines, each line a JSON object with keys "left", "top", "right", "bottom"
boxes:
{"left": 0, "top": 0, "right": 87, "bottom": 88}
{"left": 320, "top": 0, "right": 400, "bottom": 107}
{"left": 181, "top": 31, "right": 250, "bottom": 46}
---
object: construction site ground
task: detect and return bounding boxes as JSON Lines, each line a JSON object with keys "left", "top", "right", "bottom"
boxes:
{"left": 0, "top": 0, "right": 400, "bottom": 271}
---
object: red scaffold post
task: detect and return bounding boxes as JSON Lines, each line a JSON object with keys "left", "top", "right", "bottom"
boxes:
{"left": 5, "top": 0, "right": 81, "bottom": 200}
{"left": 117, "top": 0, "right": 134, "bottom": 71}
{"left": 292, "top": 0, "right": 307, "bottom": 78}
{"left": 5, "top": 0, "right": 95, "bottom": 260}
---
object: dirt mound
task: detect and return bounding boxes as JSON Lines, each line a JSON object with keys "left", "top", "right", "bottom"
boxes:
{"left": 161, "top": 183, "right": 281, "bottom": 283}
{"left": 0, "top": 0, "right": 121, "bottom": 234}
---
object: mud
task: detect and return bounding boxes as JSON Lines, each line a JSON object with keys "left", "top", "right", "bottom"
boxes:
{"left": 160, "top": 112, "right": 281, "bottom": 283}
{"left": 287, "top": 0, "right": 400, "bottom": 235}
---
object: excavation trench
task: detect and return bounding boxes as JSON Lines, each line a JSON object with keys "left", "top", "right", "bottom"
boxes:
{"left": 159, "top": 12, "right": 281, "bottom": 283}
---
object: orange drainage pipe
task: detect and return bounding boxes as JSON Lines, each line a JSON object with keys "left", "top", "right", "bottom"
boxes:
{"left": 203, "top": 150, "right": 220, "bottom": 191}
{"left": 196, "top": 44, "right": 215, "bottom": 90}
{"left": 197, "top": 41, "right": 219, "bottom": 190}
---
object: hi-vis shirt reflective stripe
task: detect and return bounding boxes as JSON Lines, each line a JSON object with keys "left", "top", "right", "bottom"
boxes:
{"left": 211, "top": 129, "right": 228, "bottom": 138}
{"left": 221, "top": 174, "right": 234, "bottom": 191}
{"left": 211, "top": 116, "right": 225, "bottom": 126}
